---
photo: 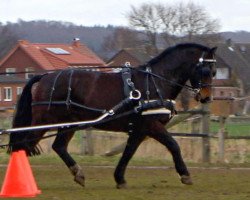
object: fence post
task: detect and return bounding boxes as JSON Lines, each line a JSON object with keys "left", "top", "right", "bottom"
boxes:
{"left": 80, "top": 131, "right": 85, "bottom": 155}
{"left": 218, "top": 116, "right": 226, "bottom": 162}
{"left": 81, "top": 128, "right": 94, "bottom": 156}
{"left": 201, "top": 104, "right": 210, "bottom": 163}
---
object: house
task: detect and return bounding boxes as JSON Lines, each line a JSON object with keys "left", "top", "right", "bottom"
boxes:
{"left": 209, "top": 41, "right": 250, "bottom": 115}
{"left": 0, "top": 39, "right": 105, "bottom": 109}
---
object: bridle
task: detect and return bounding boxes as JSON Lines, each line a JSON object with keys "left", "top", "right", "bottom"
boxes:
{"left": 193, "top": 52, "right": 217, "bottom": 91}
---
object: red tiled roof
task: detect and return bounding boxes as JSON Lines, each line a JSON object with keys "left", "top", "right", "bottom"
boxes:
{"left": 0, "top": 40, "right": 105, "bottom": 70}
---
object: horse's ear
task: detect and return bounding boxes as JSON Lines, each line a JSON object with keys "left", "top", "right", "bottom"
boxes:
{"left": 210, "top": 47, "right": 217, "bottom": 53}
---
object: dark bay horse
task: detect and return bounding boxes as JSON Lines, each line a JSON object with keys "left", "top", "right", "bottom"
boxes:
{"left": 8, "top": 43, "right": 216, "bottom": 188}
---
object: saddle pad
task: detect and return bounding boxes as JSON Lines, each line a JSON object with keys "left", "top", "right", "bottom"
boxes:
{"left": 141, "top": 108, "right": 171, "bottom": 115}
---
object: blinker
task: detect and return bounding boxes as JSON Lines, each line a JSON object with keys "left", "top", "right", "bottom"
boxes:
{"left": 201, "top": 67, "right": 211, "bottom": 77}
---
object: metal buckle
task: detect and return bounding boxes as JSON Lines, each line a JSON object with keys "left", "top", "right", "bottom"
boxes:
{"left": 126, "top": 78, "right": 134, "bottom": 87}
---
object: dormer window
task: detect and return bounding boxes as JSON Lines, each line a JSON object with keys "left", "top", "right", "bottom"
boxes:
{"left": 240, "top": 46, "right": 246, "bottom": 53}
{"left": 5, "top": 68, "right": 16, "bottom": 76}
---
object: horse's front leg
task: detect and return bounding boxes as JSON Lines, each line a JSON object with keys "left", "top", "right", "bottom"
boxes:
{"left": 114, "top": 132, "right": 146, "bottom": 189}
{"left": 52, "top": 129, "right": 85, "bottom": 187}
{"left": 148, "top": 121, "right": 193, "bottom": 185}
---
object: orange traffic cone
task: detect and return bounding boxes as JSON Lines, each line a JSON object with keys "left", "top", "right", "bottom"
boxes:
{"left": 0, "top": 150, "right": 41, "bottom": 198}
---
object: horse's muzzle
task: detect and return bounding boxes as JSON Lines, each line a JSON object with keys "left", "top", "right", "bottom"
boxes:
{"left": 195, "top": 93, "right": 211, "bottom": 103}
{"left": 200, "top": 97, "right": 211, "bottom": 103}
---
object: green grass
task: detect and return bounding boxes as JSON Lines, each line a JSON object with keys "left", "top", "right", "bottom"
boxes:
{"left": 210, "top": 121, "right": 250, "bottom": 136}
{"left": 1, "top": 150, "right": 249, "bottom": 168}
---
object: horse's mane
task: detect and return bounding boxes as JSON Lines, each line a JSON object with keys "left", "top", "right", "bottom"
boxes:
{"left": 146, "top": 43, "right": 211, "bottom": 66}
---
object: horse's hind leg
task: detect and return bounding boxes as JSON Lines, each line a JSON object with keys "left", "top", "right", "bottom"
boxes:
{"left": 52, "top": 129, "right": 85, "bottom": 187}
{"left": 114, "top": 133, "right": 146, "bottom": 189}
{"left": 148, "top": 121, "right": 193, "bottom": 185}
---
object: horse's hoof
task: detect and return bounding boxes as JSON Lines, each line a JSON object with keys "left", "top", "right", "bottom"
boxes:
{"left": 69, "top": 164, "right": 85, "bottom": 187}
{"left": 116, "top": 182, "right": 127, "bottom": 189}
{"left": 74, "top": 175, "right": 85, "bottom": 187}
{"left": 180, "top": 175, "right": 193, "bottom": 185}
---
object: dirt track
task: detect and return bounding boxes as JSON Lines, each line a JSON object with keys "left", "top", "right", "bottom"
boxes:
{"left": 1, "top": 164, "right": 250, "bottom": 200}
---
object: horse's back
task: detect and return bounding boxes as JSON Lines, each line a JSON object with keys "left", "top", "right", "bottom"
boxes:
{"left": 30, "top": 70, "right": 126, "bottom": 124}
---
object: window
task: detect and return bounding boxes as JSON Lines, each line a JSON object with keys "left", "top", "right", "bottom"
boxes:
{"left": 215, "top": 68, "right": 229, "bottom": 79}
{"left": 5, "top": 68, "right": 16, "bottom": 76}
{"left": 25, "top": 68, "right": 35, "bottom": 79}
{"left": 4, "top": 87, "right": 12, "bottom": 101}
{"left": 17, "top": 87, "right": 23, "bottom": 96}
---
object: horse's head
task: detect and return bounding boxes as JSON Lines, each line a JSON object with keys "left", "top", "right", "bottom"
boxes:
{"left": 190, "top": 47, "right": 217, "bottom": 103}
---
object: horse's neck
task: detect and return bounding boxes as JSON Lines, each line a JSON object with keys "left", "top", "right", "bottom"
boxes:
{"left": 166, "top": 69, "right": 190, "bottom": 100}
{"left": 150, "top": 57, "right": 192, "bottom": 100}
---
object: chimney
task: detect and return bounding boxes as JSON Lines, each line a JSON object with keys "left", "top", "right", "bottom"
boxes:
{"left": 18, "top": 40, "right": 29, "bottom": 45}
{"left": 72, "top": 38, "right": 81, "bottom": 47}
{"left": 226, "top": 38, "right": 232, "bottom": 47}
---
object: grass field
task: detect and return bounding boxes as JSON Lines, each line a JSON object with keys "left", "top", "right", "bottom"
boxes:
{"left": 0, "top": 154, "right": 250, "bottom": 200}
{"left": 168, "top": 120, "right": 250, "bottom": 137}
{"left": 210, "top": 121, "right": 250, "bottom": 136}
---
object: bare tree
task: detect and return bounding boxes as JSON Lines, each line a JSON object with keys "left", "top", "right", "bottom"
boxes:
{"left": 127, "top": 3, "right": 161, "bottom": 55}
{"left": 176, "top": 2, "right": 220, "bottom": 41}
{"left": 102, "top": 27, "right": 142, "bottom": 52}
{"left": 127, "top": 2, "right": 221, "bottom": 47}
{"left": 101, "top": 27, "right": 143, "bottom": 60}
{"left": 155, "top": 3, "right": 179, "bottom": 46}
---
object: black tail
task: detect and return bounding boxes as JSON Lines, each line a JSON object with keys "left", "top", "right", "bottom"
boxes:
{"left": 8, "top": 74, "right": 45, "bottom": 156}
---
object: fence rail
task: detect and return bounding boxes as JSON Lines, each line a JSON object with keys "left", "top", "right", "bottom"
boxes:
{"left": 81, "top": 104, "right": 249, "bottom": 163}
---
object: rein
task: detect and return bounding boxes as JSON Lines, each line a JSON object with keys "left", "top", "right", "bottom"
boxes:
{"left": 136, "top": 67, "right": 199, "bottom": 93}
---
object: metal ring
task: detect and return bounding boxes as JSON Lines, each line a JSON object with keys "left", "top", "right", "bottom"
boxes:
{"left": 108, "top": 110, "right": 115, "bottom": 116}
{"left": 193, "top": 88, "right": 200, "bottom": 94}
{"left": 125, "top": 62, "right": 131, "bottom": 67}
{"left": 129, "top": 90, "right": 141, "bottom": 100}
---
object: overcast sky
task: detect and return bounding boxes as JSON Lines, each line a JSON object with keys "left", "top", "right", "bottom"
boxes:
{"left": 1, "top": 0, "right": 250, "bottom": 32}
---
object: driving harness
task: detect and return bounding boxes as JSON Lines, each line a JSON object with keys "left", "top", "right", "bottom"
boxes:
{"left": 31, "top": 63, "right": 176, "bottom": 135}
